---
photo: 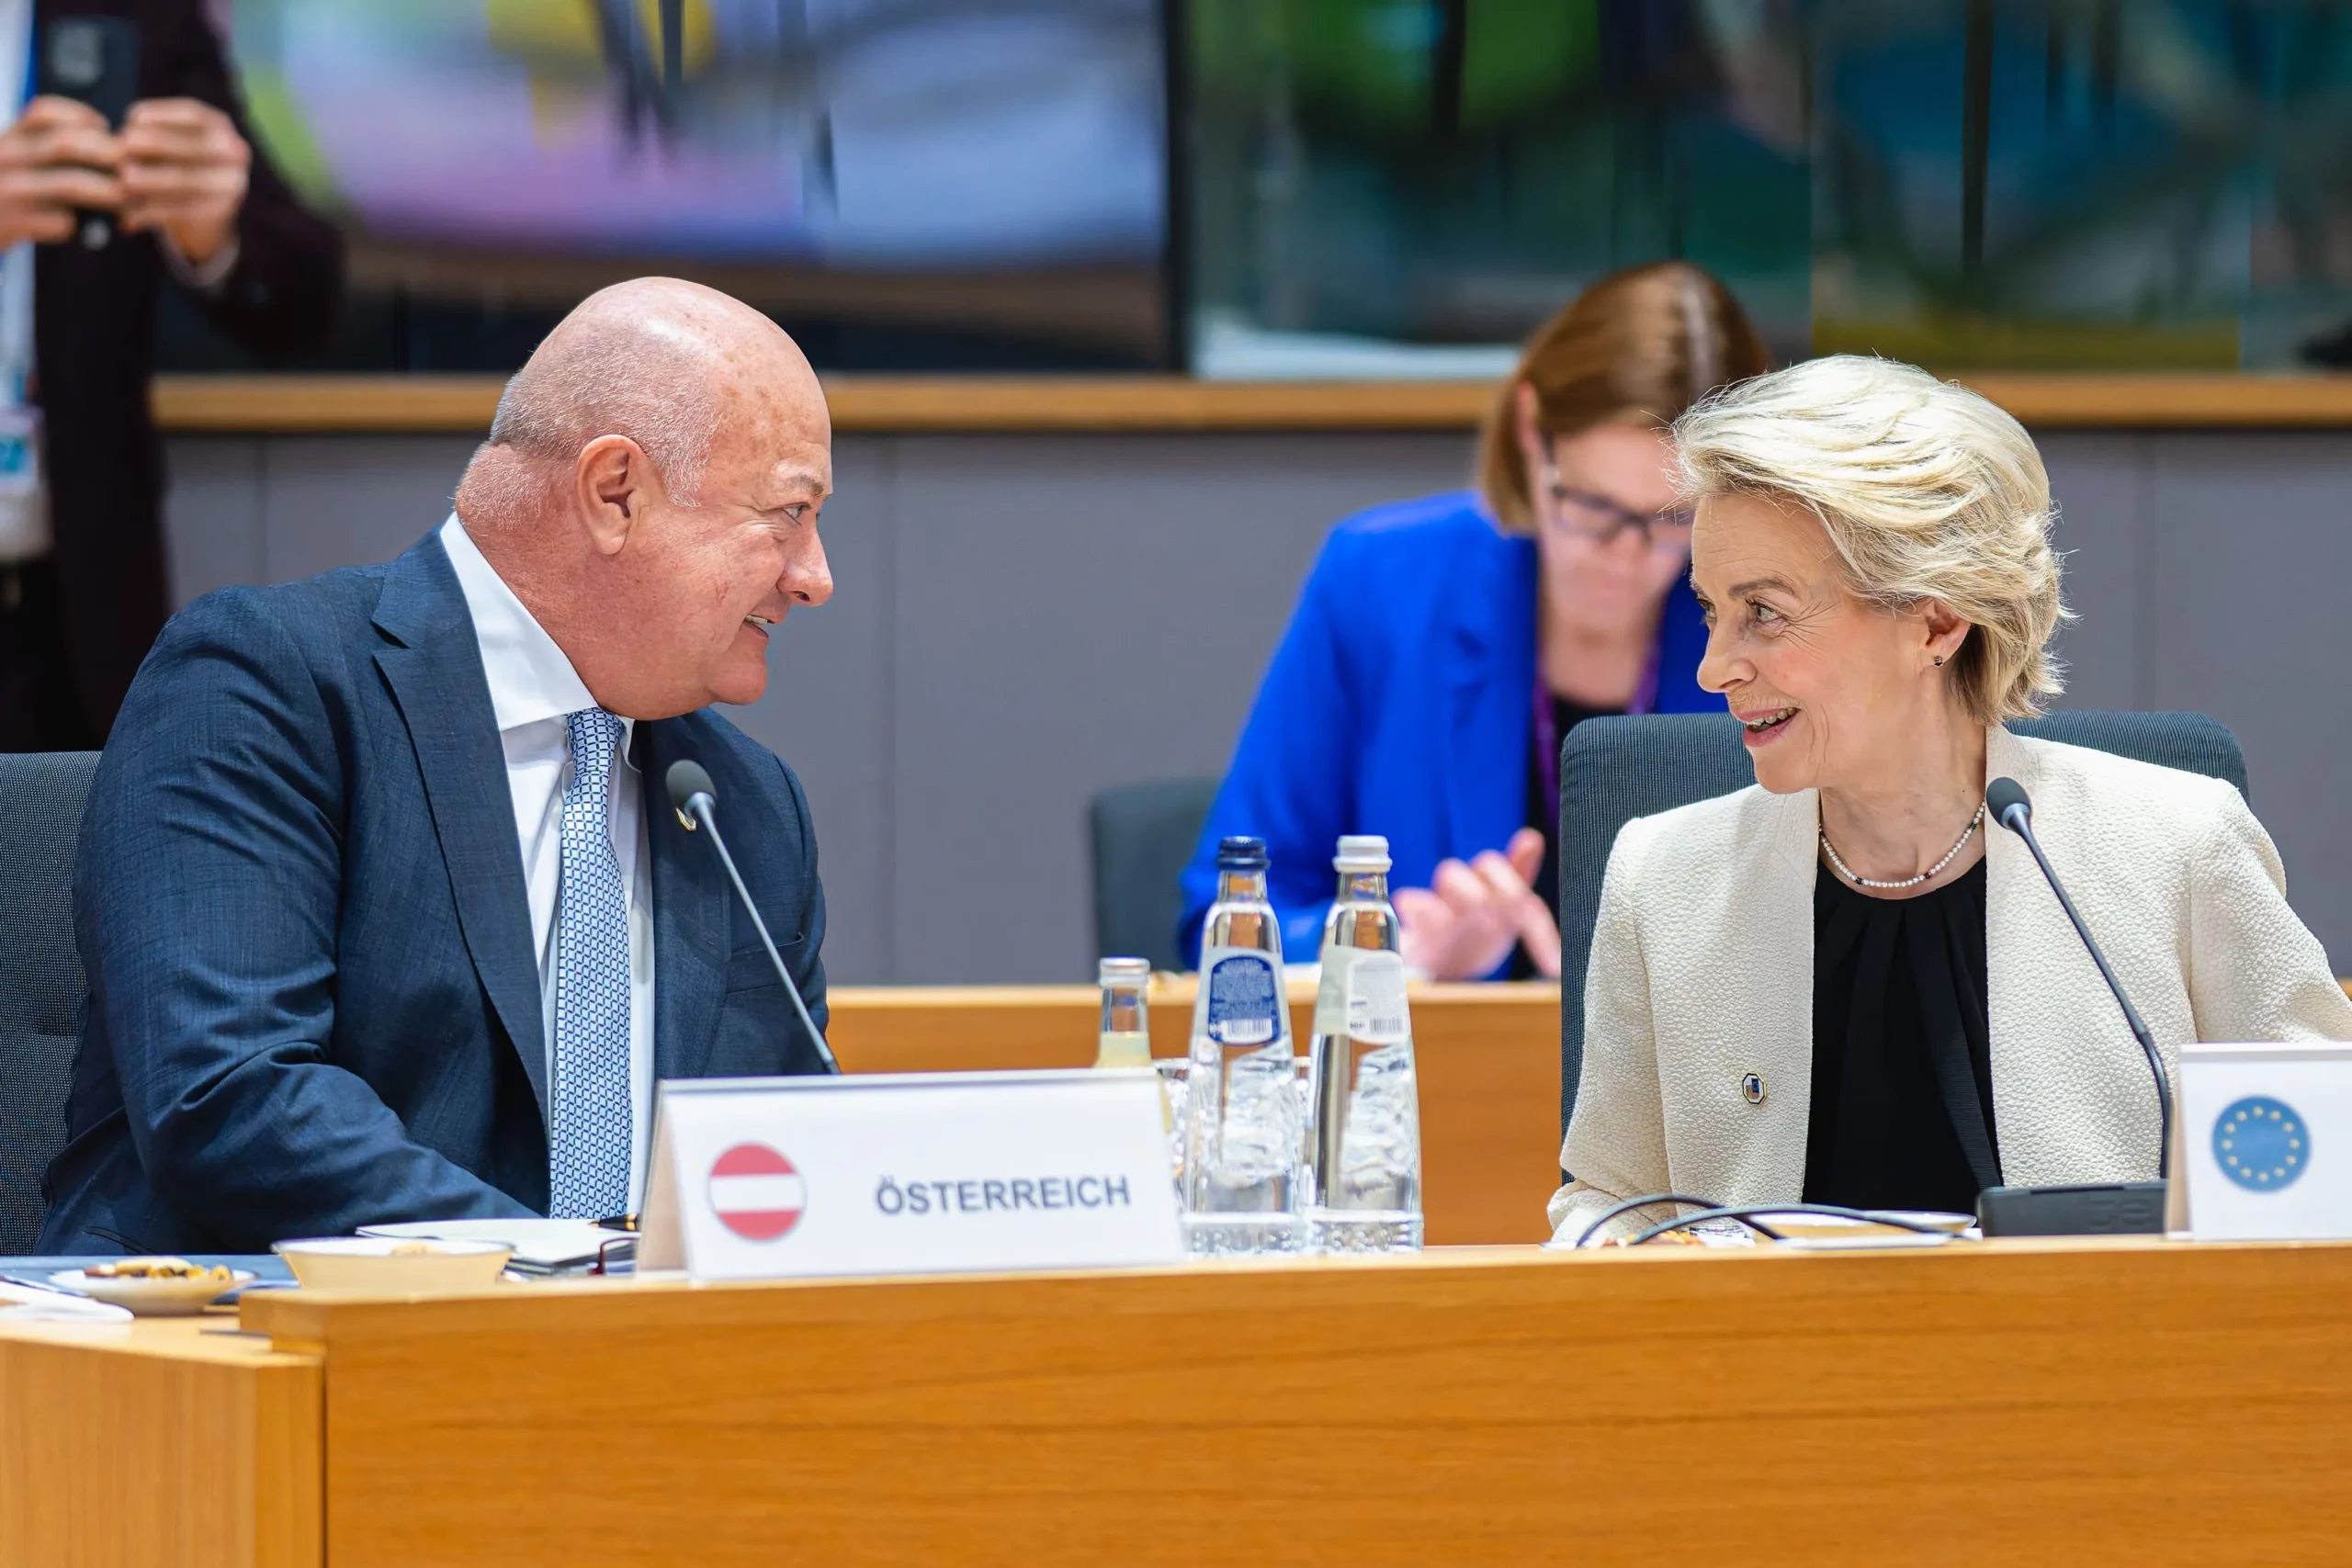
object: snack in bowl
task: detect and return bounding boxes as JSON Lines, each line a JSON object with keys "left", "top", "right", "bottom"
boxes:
{"left": 85, "top": 1258, "right": 235, "bottom": 1281}
{"left": 51, "top": 1260, "right": 255, "bottom": 1315}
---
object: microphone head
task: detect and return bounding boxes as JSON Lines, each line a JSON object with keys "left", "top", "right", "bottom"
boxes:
{"left": 1985, "top": 775, "right": 2031, "bottom": 830}
{"left": 664, "top": 760, "right": 717, "bottom": 813}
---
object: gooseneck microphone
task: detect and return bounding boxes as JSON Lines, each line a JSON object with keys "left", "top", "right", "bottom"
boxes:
{"left": 663, "top": 760, "right": 840, "bottom": 1075}
{"left": 1975, "top": 776, "right": 2169, "bottom": 1236}
{"left": 1985, "top": 776, "right": 2170, "bottom": 1175}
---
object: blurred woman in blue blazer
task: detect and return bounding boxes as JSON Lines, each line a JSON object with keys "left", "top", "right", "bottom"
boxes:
{"left": 1180, "top": 262, "right": 1769, "bottom": 978}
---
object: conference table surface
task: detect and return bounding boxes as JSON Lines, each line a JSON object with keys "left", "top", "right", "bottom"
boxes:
{"left": 6, "top": 1235, "right": 2351, "bottom": 1567}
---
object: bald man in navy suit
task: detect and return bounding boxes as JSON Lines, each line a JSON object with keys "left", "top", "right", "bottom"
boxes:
{"left": 43, "top": 279, "right": 838, "bottom": 1253}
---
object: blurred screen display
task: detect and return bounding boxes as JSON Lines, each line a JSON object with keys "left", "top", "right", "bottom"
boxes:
{"left": 197, "top": 0, "right": 1171, "bottom": 369}
{"left": 230, "top": 0, "right": 1165, "bottom": 264}
{"left": 1186, "top": 0, "right": 2352, "bottom": 376}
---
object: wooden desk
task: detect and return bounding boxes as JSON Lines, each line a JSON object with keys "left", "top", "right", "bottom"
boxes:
{"left": 220, "top": 1239, "right": 2352, "bottom": 1564}
{"left": 150, "top": 371, "right": 2352, "bottom": 434}
{"left": 825, "top": 979, "right": 1561, "bottom": 1247}
{"left": 0, "top": 1315, "right": 321, "bottom": 1568}
{"left": 17, "top": 1239, "right": 2352, "bottom": 1564}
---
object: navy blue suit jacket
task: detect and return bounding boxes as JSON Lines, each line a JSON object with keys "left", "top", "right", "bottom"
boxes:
{"left": 1178, "top": 491, "right": 1713, "bottom": 962}
{"left": 39, "top": 534, "right": 831, "bottom": 1254}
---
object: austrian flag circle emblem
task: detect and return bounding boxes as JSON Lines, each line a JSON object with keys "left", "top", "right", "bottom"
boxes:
{"left": 707, "top": 1142, "right": 808, "bottom": 1241}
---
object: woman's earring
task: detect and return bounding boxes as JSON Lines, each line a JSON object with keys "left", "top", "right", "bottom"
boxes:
{"left": 1932, "top": 655, "right": 1945, "bottom": 667}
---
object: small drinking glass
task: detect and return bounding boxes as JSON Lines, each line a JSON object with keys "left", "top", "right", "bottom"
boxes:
{"left": 1153, "top": 1057, "right": 1190, "bottom": 1194}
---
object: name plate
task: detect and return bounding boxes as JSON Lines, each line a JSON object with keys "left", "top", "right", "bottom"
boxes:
{"left": 2180, "top": 1043, "right": 2352, "bottom": 1240}
{"left": 639, "top": 1070, "right": 1184, "bottom": 1279}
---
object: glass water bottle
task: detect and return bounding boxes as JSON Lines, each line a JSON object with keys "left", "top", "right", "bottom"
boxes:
{"left": 1095, "top": 956, "right": 1153, "bottom": 1068}
{"left": 1305, "top": 835, "right": 1423, "bottom": 1252}
{"left": 1182, "top": 835, "right": 1304, "bottom": 1255}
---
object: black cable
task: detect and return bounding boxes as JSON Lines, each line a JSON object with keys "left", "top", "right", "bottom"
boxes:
{"left": 1625, "top": 1202, "right": 1966, "bottom": 1247}
{"left": 1573, "top": 1192, "right": 1784, "bottom": 1249}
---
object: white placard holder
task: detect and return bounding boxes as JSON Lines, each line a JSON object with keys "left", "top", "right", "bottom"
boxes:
{"left": 2178, "top": 1042, "right": 2352, "bottom": 1240}
{"left": 639, "top": 1070, "right": 1184, "bottom": 1279}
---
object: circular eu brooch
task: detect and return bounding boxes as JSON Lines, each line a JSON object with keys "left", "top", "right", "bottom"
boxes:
{"left": 1739, "top": 1072, "right": 1767, "bottom": 1106}
{"left": 2212, "top": 1095, "right": 2308, "bottom": 1192}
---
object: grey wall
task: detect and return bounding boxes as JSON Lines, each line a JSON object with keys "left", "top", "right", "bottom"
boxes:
{"left": 161, "top": 428, "right": 2352, "bottom": 981}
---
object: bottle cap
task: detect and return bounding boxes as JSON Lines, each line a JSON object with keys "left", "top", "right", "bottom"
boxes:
{"left": 1098, "top": 956, "right": 1150, "bottom": 983}
{"left": 1216, "top": 835, "right": 1269, "bottom": 871}
{"left": 1334, "top": 833, "right": 1391, "bottom": 872}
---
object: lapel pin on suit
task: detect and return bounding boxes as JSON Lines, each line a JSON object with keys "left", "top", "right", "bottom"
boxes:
{"left": 1740, "top": 1072, "right": 1768, "bottom": 1106}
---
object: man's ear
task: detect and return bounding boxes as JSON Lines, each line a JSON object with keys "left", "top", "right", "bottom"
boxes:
{"left": 575, "top": 435, "right": 657, "bottom": 557}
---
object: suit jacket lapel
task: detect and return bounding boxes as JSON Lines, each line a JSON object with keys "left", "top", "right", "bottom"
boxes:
{"left": 644, "top": 720, "right": 730, "bottom": 1083}
{"left": 1442, "top": 533, "right": 1539, "bottom": 860}
{"left": 372, "top": 536, "right": 548, "bottom": 1120}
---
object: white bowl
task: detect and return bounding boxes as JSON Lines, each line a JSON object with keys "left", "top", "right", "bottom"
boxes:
{"left": 273, "top": 1236, "right": 513, "bottom": 1292}
{"left": 50, "top": 1266, "right": 254, "bottom": 1316}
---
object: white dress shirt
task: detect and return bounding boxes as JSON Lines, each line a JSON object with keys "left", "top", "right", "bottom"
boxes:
{"left": 440, "top": 514, "right": 656, "bottom": 1208}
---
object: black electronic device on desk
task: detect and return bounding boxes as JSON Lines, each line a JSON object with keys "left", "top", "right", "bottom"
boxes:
{"left": 1973, "top": 777, "right": 2172, "bottom": 1237}
{"left": 38, "top": 16, "right": 140, "bottom": 250}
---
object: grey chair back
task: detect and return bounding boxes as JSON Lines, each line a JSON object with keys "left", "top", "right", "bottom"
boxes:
{"left": 1089, "top": 777, "right": 1218, "bottom": 973}
{"left": 1556, "top": 712, "right": 2246, "bottom": 1145}
{"left": 0, "top": 750, "right": 99, "bottom": 1253}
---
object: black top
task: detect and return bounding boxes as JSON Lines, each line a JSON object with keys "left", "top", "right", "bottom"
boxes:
{"left": 1804, "top": 857, "right": 2000, "bottom": 1214}
{"left": 1523, "top": 695, "right": 1619, "bottom": 977}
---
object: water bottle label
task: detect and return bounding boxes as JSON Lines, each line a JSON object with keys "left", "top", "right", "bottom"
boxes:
{"left": 1312, "top": 949, "right": 1409, "bottom": 1043}
{"left": 1200, "top": 953, "right": 1281, "bottom": 1045}
{"left": 1346, "top": 952, "right": 1410, "bottom": 1043}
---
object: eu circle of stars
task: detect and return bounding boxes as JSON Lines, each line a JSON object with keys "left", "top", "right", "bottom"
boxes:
{"left": 2211, "top": 1095, "right": 2309, "bottom": 1193}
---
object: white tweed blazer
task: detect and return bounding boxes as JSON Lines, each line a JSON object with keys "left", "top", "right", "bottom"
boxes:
{"left": 1549, "top": 726, "right": 2352, "bottom": 1242}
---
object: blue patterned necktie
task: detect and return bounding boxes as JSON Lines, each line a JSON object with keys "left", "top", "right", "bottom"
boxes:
{"left": 548, "top": 707, "right": 632, "bottom": 1219}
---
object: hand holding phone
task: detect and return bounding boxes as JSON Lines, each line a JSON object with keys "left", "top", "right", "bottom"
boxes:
{"left": 32, "top": 16, "right": 140, "bottom": 249}
{"left": 0, "top": 96, "right": 124, "bottom": 249}
{"left": 118, "top": 97, "right": 251, "bottom": 266}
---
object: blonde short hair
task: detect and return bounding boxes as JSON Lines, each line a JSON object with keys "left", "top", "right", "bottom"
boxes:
{"left": 1671, "top": 355, "right": 2069, "bottom": 724}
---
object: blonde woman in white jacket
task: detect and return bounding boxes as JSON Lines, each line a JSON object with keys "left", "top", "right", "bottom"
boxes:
{"left": 1549, "top": 356, "right": 2352, "bottom": 1244}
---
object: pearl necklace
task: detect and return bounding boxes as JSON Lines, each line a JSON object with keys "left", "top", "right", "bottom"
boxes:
{"left": 1820, "top": 800, "right": 1986, "bottom": 890}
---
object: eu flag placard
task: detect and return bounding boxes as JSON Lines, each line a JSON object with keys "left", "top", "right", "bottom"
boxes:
{"left": 2182, "top": 1044, "right": 2352, "bottom": 1240}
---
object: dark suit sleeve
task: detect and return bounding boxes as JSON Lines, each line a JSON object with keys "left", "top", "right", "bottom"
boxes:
{"left": 77, "top": 591, "right": 530, "bottom": 1246}
{"left": 156, "top": 1, "right": 345, "bottom": 355}
{"left": 776, "top": 755, "right": 830, "bottom": 1053}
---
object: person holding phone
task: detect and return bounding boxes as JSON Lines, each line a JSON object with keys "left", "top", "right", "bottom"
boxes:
{"left": 0, "top": 1, "right": 342, "bottom": 752}
{"left": 1179, "top": 262, "right": 1770, "bottom": 980}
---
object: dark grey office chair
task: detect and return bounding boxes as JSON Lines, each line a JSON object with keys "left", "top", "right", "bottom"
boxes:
{"left": 1088, "top": 777, "right": 1218, "bottom": 973}
{"left": 0, "top": 750, "right": 100, "bottom": 1254}
{"left": 1555, "top": 712, "right": 2247, "bottom": 1143}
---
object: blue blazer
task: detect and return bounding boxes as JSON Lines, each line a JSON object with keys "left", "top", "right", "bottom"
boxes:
{"left": 1179, "top": 491, "right": 1713, "bottom": 963}
{"left": 40, "top": 533, "right": 831, "bottom": 1255}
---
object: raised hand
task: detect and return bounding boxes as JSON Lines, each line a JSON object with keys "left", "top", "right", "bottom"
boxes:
{"left": 1393, "top": 827, "right": 1563, "bottom": 981}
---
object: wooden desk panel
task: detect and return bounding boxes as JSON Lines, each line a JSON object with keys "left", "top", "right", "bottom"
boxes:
{"left": 239, "top": 1240, "right": 2352, "bottom": 1567}
{"left": 152, "top": 372, "right": 2352, "bottom": 434}
{"left": 0, "top": 1318, "right": 322, "bottom": 1568}
{"left": 825, "top": 980, "right": 1561, "bottom": 1246}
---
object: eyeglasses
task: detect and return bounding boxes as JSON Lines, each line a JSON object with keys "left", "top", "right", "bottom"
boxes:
{"left": 1540, "top": 466, "right": 1695, "bottom": 554}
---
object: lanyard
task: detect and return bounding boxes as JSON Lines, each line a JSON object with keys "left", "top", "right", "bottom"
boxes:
{"left": 0, "top": 0, "right": 37, "bottom": 407}
{"left": 1534, "top": 638, "right": 1659, "bottom": 824}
